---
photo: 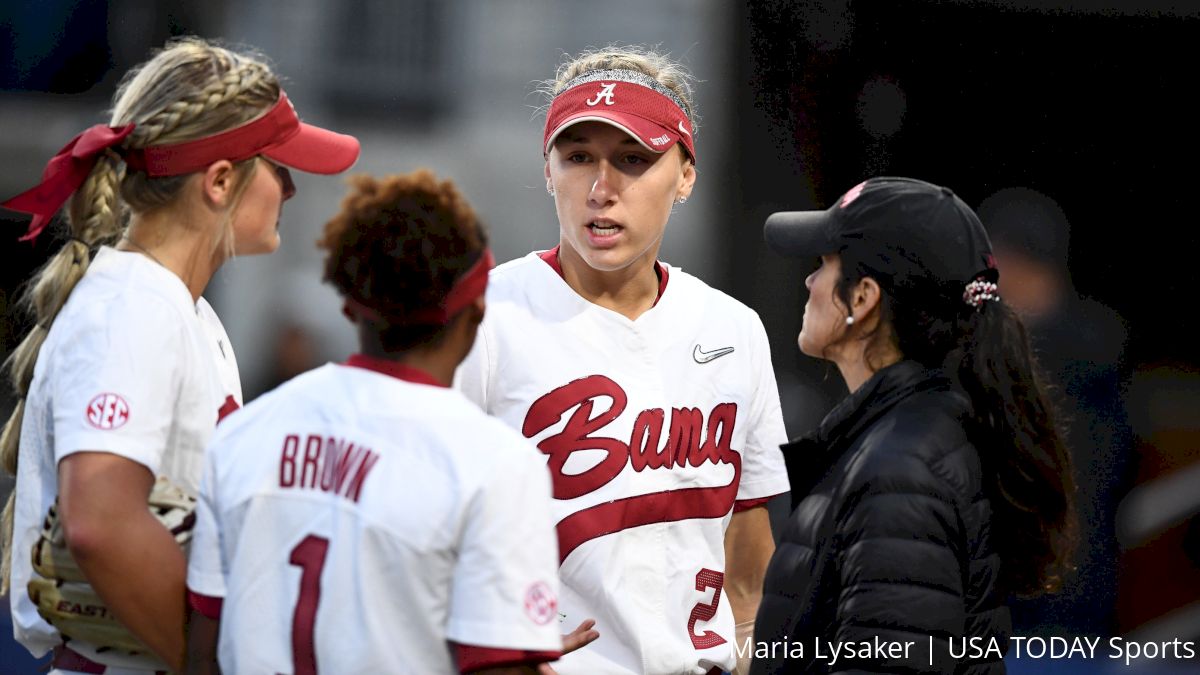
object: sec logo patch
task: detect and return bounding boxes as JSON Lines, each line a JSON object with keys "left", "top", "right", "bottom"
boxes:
{"left": 524, "top": 581, "right": 557, "bottom": 625}
{"left": 85, "top": 393, "right": 130, "bottom": 430}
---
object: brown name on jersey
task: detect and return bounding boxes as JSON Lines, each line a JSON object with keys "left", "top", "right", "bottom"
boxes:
{"left": 278, "top": 434, "right": 379, "bottom": 503}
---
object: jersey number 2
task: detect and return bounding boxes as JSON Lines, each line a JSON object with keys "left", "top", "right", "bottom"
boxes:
{"left": 688, "top": 568, "right": 727, "bottom": 649}
{"left": 289, "top": 535, "right": 329, "bottom": 675}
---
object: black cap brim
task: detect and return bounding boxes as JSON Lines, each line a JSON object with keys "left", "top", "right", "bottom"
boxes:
{"left": 764, "top": 209, "right": 839, "bottom": 258}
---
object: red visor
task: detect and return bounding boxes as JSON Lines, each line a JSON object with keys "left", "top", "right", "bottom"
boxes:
{"left": 544, "top": 80, "right": 696, "bottom": 163}
{"left": 3, "top": 91, "right": 359, "bottom": 242}
{"left": 344, "top": 249, "right": 494, "bottom": 326}
{"left": 123, "top": 92, "right": 359, "bottom": 176}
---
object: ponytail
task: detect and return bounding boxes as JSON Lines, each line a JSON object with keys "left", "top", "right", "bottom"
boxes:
{"left": 2, "top": 37, "right": 282, "bottom": 594}
{"left": 955, "top": 300, "right": 1077, "bottom": 596}
{"left": 837, "top": 251, "right": 1078, "bottom": 598}
{"left": 0, "top": 154, "right": 125, "bottom": 594}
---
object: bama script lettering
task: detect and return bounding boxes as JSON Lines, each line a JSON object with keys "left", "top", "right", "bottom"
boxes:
{"left": 522, "top": 374, "right": 742, "bottom": 561}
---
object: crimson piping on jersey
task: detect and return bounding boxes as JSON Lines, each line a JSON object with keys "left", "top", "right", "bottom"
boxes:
{"left": 539, "top": 246, "right": 669, "bottom": 306}
{"left": 454, "top": 643, "right": 563, "bottom": 672}
{"left": 344, "top": 353, "right": 446, "bottom": 388}
{"left": 188, "top": 589, "right": 222, "bottom": 620}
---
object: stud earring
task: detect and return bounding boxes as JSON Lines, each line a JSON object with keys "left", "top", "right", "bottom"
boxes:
{"left": 675, "top": 195, "right": 688, "bottom": 204}
{"left": 547, "top": 185, "right": 555, "bottom": 196}
{"left": 845, "top": 316, "right": 855, "bottom": 326}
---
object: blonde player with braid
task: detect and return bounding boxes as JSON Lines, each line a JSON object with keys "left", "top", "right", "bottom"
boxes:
{"left": 0, "top": 37, "right": 359, "bottom": 673}
{"left": 456, "top": 46, "right": 789, "bottom": 675}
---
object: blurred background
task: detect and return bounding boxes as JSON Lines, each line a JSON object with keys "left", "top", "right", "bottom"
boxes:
{"left": 0, "top": 1, "right": 1196, "bottom": 673}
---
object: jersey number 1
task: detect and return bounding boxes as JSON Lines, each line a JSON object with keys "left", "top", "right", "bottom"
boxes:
{"left": 688, "top": 568, "right": 727, "bottom": 650}
{"left": 289, "top": 535, "right": 329, "bottom": 675}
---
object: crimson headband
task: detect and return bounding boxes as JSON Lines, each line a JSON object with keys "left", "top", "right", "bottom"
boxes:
{"left": 124, "top": 93, "right": 297, "bottom": 176}
{"left": 543, "top": 69, "right": 696, "bottom": 163}
{"left": 3, "top": 91, "right": 359, "bottom": 243}
{"left": 343, "top": 249, "right": 495, "bottom": 326}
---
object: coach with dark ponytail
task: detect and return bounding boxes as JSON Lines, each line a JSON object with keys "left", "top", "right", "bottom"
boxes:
{"left": 751, "top": 177, "right": 1077, "bottom": 674}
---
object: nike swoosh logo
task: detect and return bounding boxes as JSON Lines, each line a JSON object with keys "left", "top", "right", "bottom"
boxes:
{"left": 678, "top": 121, "right": 691, "bottom": 137}
{"left": 693, "top": 344, "right": 734, "bottom": 364}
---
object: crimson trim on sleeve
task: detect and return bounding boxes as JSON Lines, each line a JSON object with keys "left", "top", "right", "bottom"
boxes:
{"left": 216, "top": 394, "right": 241, "bottom": 425}
{"left": 453, "top": 643, "right": 562, "bottom": 673}
{"left": 187, "top": 589, "right": 224, "bottom": 620}
{"left": 733, "top": 496, "right": 775, "bottom": 513}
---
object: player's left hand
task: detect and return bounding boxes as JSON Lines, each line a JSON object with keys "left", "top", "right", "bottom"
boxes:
{"left": 537, "top": 619, "right": 599, "bottom": 675}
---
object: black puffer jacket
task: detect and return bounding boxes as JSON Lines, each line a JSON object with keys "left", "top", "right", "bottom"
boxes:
{"left": 752, "top": 361, "right": 1010, "bottom": 674}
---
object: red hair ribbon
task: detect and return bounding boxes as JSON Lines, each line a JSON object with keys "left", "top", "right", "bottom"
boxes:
{"left": 5, "top": 92, "right": 359, "bottom": 244}
{"left": 2, "top": 124, "right": 135, "bottom": 242}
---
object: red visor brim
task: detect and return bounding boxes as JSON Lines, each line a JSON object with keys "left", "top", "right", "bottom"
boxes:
{"left": 262, "top": 122, "right": 360, "bottom": 175}
{"left": 543, "top": 80, "right": 696, "bottom": 163}
{"left": 125, "top": 92, "right": 360, "bottom": 177}
{"left": 545, "top": 112, "right": 684, "bottom": 158}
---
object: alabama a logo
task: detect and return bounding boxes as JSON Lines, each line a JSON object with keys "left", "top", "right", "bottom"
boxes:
{"left": 586, "top": 83, "right": 617, "bottom": 106}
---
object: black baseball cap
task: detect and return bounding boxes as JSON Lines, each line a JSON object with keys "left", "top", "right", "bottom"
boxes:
{"left": 764, "top": 176, "right": 998, "bottom": 292}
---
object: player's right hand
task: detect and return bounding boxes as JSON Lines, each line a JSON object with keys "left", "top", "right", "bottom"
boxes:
{"left": 537, "top": 619, "right": 599, "bottom": 675}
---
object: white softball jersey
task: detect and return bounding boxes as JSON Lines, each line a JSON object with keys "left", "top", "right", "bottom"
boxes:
{"left": 9, "top": 247, "right": 242, "bottom": 672}
{"left": 186, "top": 355, "right": 564, "bottom": 675}
{"left": 455, "top": 251, "right": 791, "bottom": 675}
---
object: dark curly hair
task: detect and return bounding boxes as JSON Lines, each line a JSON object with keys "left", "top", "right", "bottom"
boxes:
{"left": 319, "top": 170, "right": 488, "bottom": 351}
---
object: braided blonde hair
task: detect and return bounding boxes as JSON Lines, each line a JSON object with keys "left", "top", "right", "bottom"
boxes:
{"left": 541, "top": 44, "right": 700, "bottom": 137}
{"left": 1, "top": 37, "right": 281, "bottom": 594}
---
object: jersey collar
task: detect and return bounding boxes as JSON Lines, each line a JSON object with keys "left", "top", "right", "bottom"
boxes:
{"left": 99, "top": 247, "right": 197, "bottom": 312}
{"left": 344, "top": 354, "right": 447, "bottom": 388}
{"left": 539, "top": 245, "right": 669, "bottom": 306}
